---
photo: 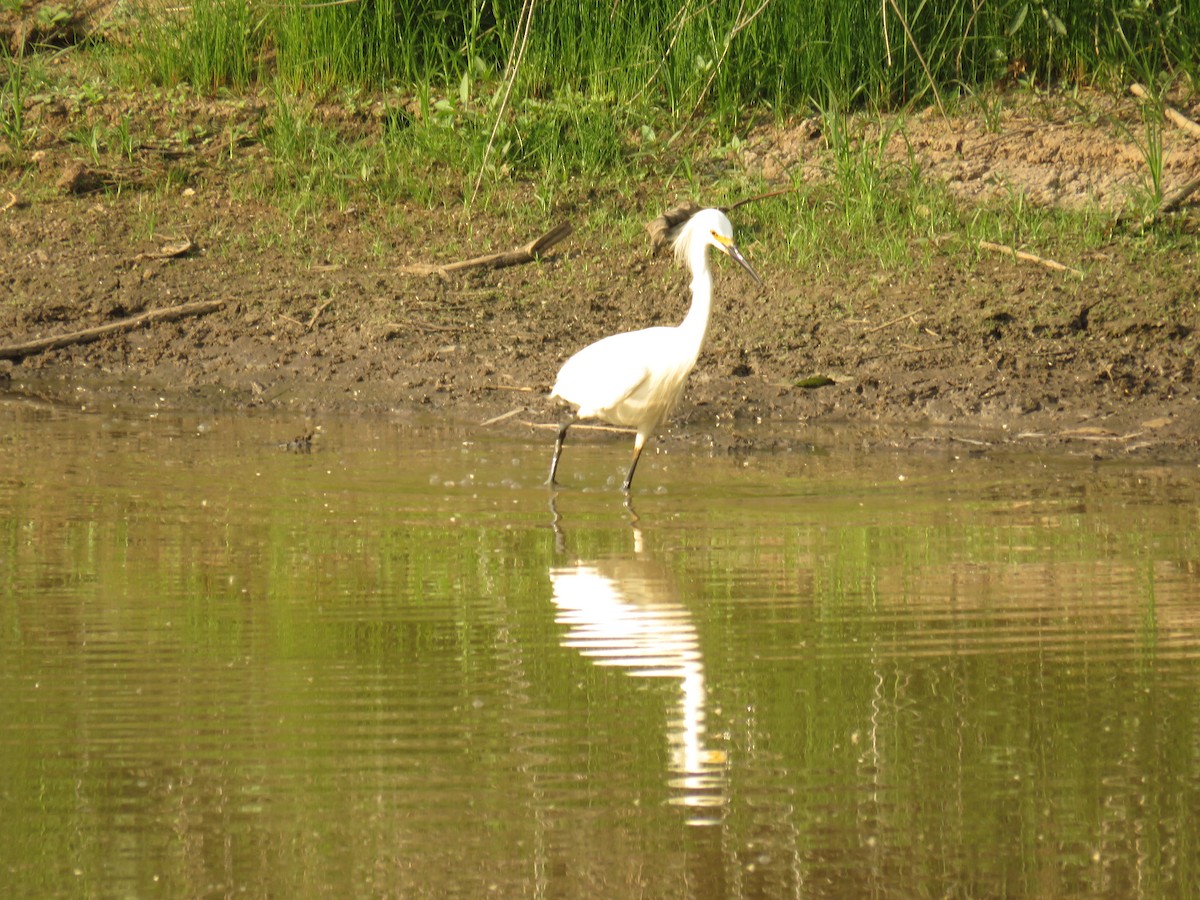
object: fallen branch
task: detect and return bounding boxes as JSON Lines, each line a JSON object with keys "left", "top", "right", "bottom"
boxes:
{"left": 0, "top": 298, "right": 226, "bottom": 361}
{"left": 863, "top": 310, "right": 918, "bottom": 334}
{"left": 1131, "top": 173, "right": 1200, "bottom": 229}
{"left": 399, "top": 222, "right": 572, "bottom": 277}
{"left": 480, "top": 407, "right": 526, "bottom": 427}
{"left": 1058, "top": 427, "right": 1145, "bottom": 443}
{"left": 306, "top": 298, "right": 334, "bottom": 329}
{"left": 1115, "top": 172, "right": 1200, "bottom": 230}
{"left": 522, "top": 420, "right": 633, "bottom": 435}
{"left": 483, "top": 383, "right": 537, "bottom": 392}
{"left": 647, "top": 187, "right": 792, "bottom": 251}
{"left": 978, "top": 240, "right": 1083, "bottom": 277}
{"left": 131, "top": 237, "right": 195, "bottom": 262}
{"left": 384, "top": 319, "right": 459, "bottom": 334}
{"left": 689, "top": 0, "right": 774, "bottom": 119}
{"left": 1155, "top": 173, "right": 1200, "bottom": 215}
{"left": 1130, "top": 83, "right": 1200, "bottom": 140}
{"left": 885, "top": 0, "right": 948, "bottom": 120}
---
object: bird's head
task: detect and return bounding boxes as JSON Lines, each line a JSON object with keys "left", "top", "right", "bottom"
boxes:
{"left": 673, "top": 208, "right": 762, "bottom": 286}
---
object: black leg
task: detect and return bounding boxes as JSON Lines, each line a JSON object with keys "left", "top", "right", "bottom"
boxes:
{"left": 547, "top": 418, "right": 574, "bottom": 486}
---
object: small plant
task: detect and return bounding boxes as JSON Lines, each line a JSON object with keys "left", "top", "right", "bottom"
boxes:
{"left": 1100, "top": 80, "right": 1167, "bottom": 218}
{"left": 1138, "top": 102, "right": 1165, "bottom": 205}
{"left": 56, "top": 113, "right": 137, "bottom": 165}
{"left": 1, "top": 52, "right": 28, "bottom": 151}
{"left": 968, "top": 87, "right": 1006, "bottom": 134}
{"left": 34, "top": 3, "right": 71, "bottom": 29}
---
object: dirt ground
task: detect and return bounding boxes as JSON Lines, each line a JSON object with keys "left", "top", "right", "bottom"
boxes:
{"left": 3, "top": 5, "right": 1199, "bottom": 461}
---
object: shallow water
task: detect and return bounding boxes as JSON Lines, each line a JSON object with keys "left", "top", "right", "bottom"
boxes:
{"left": 2, "top": 396, "right": 1199, "bottom": 897}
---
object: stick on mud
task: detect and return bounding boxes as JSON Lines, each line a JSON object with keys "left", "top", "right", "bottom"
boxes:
{"left": 0, "top": 299, "right": 227, "bottom": 361}
{"left": 1130, "top": 83, "right": 1200, "bottom": 140}
{"left": 399, "top": 223, "right": 572, "bottom": 277}
{"left": 978, "top": 240, "right": 1083, "bottom": 277}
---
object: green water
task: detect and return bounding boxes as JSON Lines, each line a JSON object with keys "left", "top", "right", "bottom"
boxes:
{"left": 2, "top": 397, "right": 1198, "bottom": 897}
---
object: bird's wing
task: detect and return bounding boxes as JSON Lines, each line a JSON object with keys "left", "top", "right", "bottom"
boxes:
{"left": 550, "top": 331, "right": 655, "bottom": 420}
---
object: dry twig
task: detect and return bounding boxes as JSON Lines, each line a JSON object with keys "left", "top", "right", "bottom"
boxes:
{"left": 885, "top": 0, "right": 947, "bottom": 119}
{"left": 0, "top": 299, "right": 226, "bottom": 361}
{"left": 480, "top": 407, "right": 526, "bottom": 427}
{"left": 864, "top": 310, "right": 918, "bottom": 334}
{"left": 978, "top": 240, "right": 1083, "bottom": 277}
{"left": 132, "top": 237, "right": 195, "bottom": 262}
{"left": 523, "top": 421, "right": 633, "bottom": 435}
{"left": 1129, "top": 173, "right": 1200, "bottom": 229}
{"left": 399, "top": 222, "right": 572, "bottom": 277}
{"left": 1124, "top": 83, "right": 1200, "bottom": 227}
{"left": 384, "top": 319, "right": 459, "bottom": 334}
{"left": 470, "top": 0, "right": 537, "bottom": 209}
{"left": 647, "top": 187, "right": 791, "bottom": 251}
{"left": 689, "top": 0, "right": 773, "bottom": 118}
{"left": 306, "top": 298, "right": 334, "bottom": 329}
{"left": 1130, "top": 83, "right": 1200, "bottom": 140}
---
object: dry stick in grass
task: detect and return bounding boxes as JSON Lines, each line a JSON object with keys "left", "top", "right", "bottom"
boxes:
{"left": 1117, "top": 172, "right": 1200, "bottom": 229}
{"left": 689, "top": 0, "right": 773, "bottom": 119}
{"left": 885, "top": 0, "right": 947, "bottom": 120}
{"left": 647, "top": 187, "right": 792, "bottom": 251}
{"left": 1154, "top": 173, "right": 1200, "bottom": 216}
{"left": 0, "top": 299, "right": 226, "bottom": 361}
{"left": 977, "top": 240, "right": 1084, "bottom": 277}
{"left": 385, "top": 319, "right": 459, "bottom": 334}
{"left": 306, "top": 298, "right": 334, "bottom": 329}
{"left": 1125, "top": 83, "right": 1200, "bottom": 227}
{"left": 469, "top": 0, "right": 537, "bottom": 210}
{"left": 398, "top": 222, "right": 572, "bottom": 277}
{"left": 1130, "top": 83, "right": 1200, "bottom": 140}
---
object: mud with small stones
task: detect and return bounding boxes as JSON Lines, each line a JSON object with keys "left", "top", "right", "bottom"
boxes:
{"left": 2, "top": 3, "right": 1199, "bottom": 462}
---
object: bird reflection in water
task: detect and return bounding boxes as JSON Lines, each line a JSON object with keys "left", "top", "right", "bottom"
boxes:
{"left": 548, "top": 517, "right": 727, "bottom": 825}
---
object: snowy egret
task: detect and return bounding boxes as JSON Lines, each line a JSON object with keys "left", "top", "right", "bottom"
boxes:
{"left": 547, "top": 208, "right": 761, "bottom": 491}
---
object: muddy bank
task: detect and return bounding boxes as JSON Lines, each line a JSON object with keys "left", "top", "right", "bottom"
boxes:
{"left": 3, "top": 198, "right": 1197, "bottom": 462}
{"left": 2, "top": 84, "right": 1199, "bottom": 461}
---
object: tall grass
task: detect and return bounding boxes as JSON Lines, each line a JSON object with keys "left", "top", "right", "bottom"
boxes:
{"left": 133, "top": 0, "right": 265, "bottom": 90}
{"left": 130, "top": 0, "right": 1199, "bottom": 112}
{"left": 1, "top": 51, "right": 29, "bottom": 152}
{"left": 110, "top": 0, "right": 1200, "bottom": 245}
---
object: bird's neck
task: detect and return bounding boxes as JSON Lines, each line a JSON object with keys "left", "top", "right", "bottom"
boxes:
{"left": 680, "top": 260, "right": 714, "bottom": 353}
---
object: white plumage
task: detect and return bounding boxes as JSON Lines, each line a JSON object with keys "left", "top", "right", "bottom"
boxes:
{"left": 547, "top": 208, "right": 761, "bottom": 491}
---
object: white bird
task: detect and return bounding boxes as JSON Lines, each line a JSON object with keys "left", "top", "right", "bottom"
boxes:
{"left": 547, "top": 208, "right": 762, "bottom": 491}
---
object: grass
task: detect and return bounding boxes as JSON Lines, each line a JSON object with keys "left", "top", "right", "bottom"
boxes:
{"left": 131, "top": 0, "right": 265, "bottom": 90}
{"left": 2, "top": 0, "right": 1196, "bottom": 275}
{"left": 128, "top": 0, "right": 1200, "bottom": 107}
{"left": 0, "top": 43, "right": 34, "bottom": 153}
